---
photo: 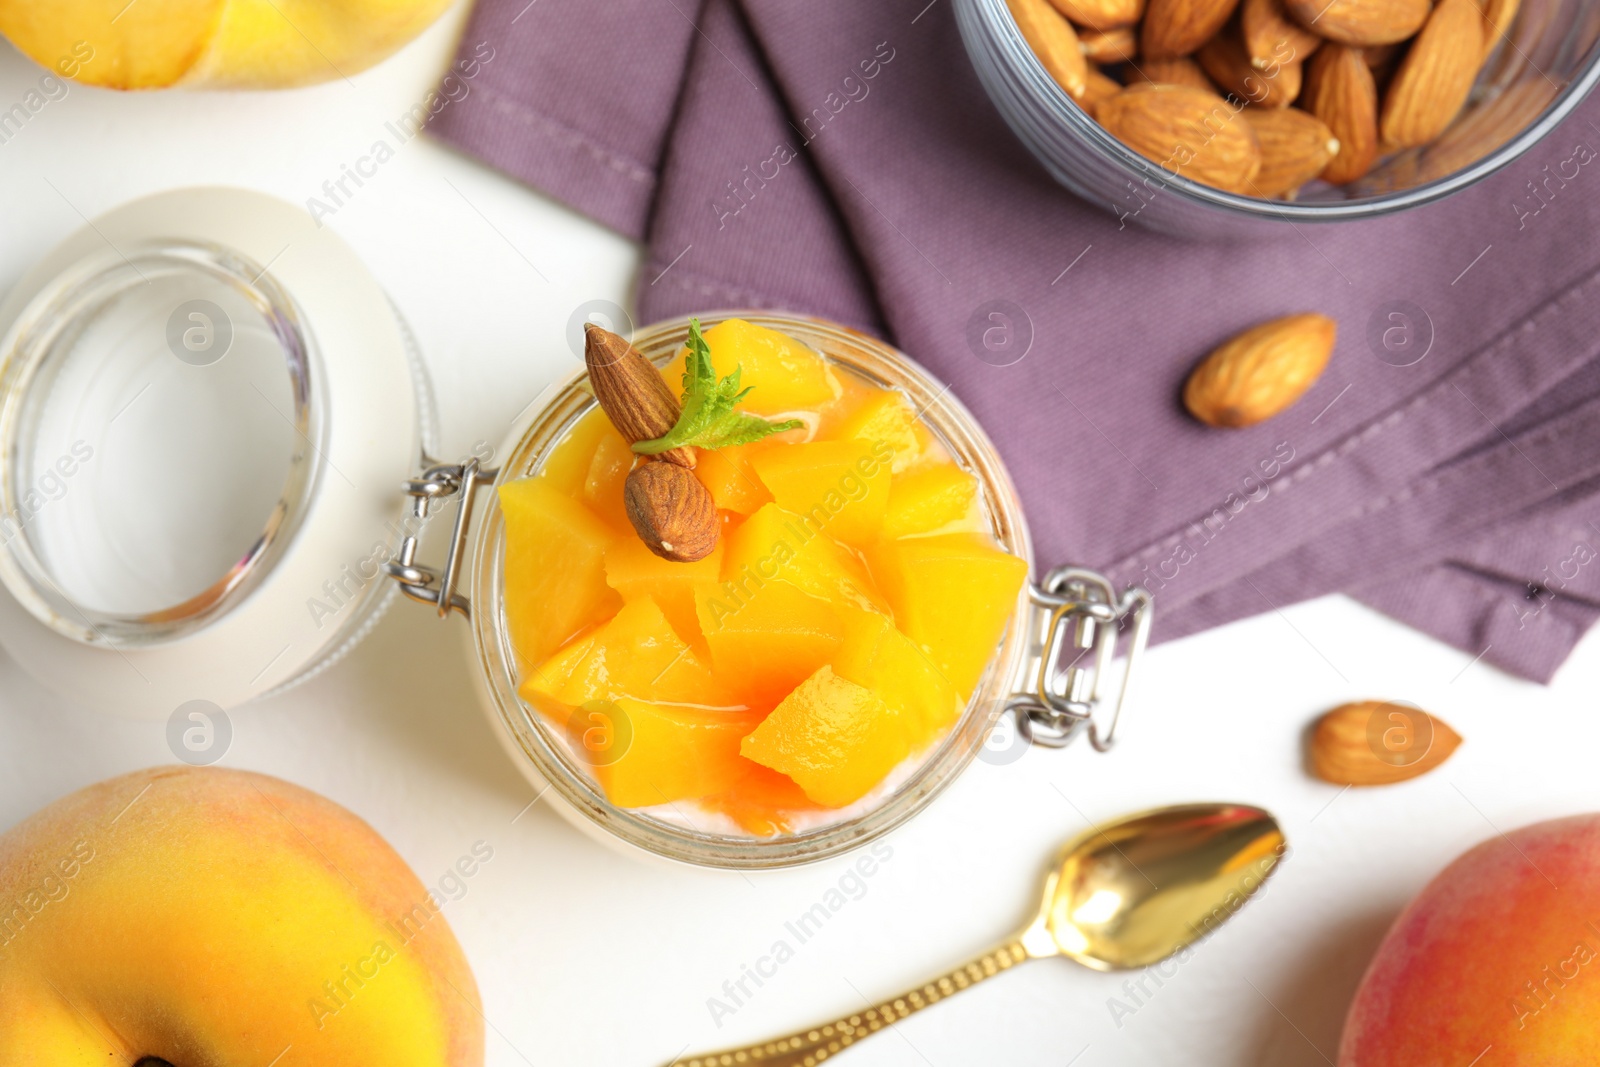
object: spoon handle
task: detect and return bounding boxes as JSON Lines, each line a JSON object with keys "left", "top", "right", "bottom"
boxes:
{"left": 666, "top": 940, "right": 1032, "bottom": 1067}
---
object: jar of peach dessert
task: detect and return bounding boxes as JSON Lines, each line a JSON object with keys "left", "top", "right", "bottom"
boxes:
{"left": 395, "top": 313, "right": 1152, "bottom": 870}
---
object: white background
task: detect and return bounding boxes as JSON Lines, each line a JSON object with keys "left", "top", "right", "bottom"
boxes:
{"left": 1, "top": 8, "right": 1596, "bottom": 1066}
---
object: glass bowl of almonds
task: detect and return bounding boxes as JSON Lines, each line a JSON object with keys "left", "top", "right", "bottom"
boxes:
{"left": 956, "top": 0, "right": 1600, "bottom": 235}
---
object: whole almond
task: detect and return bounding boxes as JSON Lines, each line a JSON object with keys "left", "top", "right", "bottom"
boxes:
{"left": 623, "top": 462, "right": 717, "bottom": 562}
{"left": 1197, "top": 30, "right": 1302, "bottom": 108}
{"left": 1080, "top": 25, "right": 1139, "bottom": 62}
{"left": 1479, "top": 0, "right": 1520, "bottom": 60}
{"left": 1304, "top": 44, "right": 1378, "bottom": 183}
{"left": 1183, "top": 312, "right": 1336, "bottom": 427}
{"left": 1242, "top": 0, "right": 1322, "bottom": 69}
{"left": 1361, "top": 41, "right": 1400, "bottom": 68}
{"left": 1049, "top": 0, "right": 1144, "bottom": 30}
{"left": 1364, "top": 41, "right": 1403, "bottom": 91}
{"left": 1009, "top": 0, "right": 1089, "bottom": 98}
{"left": 1414, "top": 77, "right": 1556, "bottom": 182}
{"left": 1244, "top": 108, "right": 1340, "bottom": 196}
{"left": 1285, "top": 0, "right": 1429, "bottom": 43}
{"left": 585, "top": 324, "right": 695, "bottom": 469}
{"left": 1097, "top": 84, "right": 1262, "bottom": 192}
{"left": 1127, "top": 56, "right": 1218, "bottom": 91}
{"left": 1141, "top": 0, "right": 1243, "bottom": 59}
{"left": 1309, "top": 701, "right": 1463, "bottom": 786}
{"left": 1380, "top": 0, "right": 1484, "bottom": 149}
{"left": 1080, "top": 65, "right": 1127, "bottom": 116}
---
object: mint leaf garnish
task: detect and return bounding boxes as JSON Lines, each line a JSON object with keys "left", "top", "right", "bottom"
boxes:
{"left": 632, "top": 319, "right": 804, "bottom": 455}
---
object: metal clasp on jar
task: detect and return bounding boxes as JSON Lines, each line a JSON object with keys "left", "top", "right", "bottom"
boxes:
{"left": 384, "top": 457, "right": 499, "bottom": 619}
{"left": 1007, "top": 567, "right": 1152, "bottom": 752}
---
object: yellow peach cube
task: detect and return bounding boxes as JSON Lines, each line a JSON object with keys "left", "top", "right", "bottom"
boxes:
{"left": 603, "top": 536, "right": 722, "bottom": 649}
{"left": 592, "top": 699, "right": 766, "bottom": 808}
{"left": 750, "top": 439, "right": 893, "bottom": 546}
{"left": 883, "top": 463, "right": 979, "bottom": 538}
{"left": 740, "top": 666, "right": 910, "bottom": 808}
{"left": 498, "top": 478, "right": 621, "bottom": 668}
{"left": 696, "top": 580, "right": 843, "bottom": 709}
{"left": 694, "top": 445, "right": 773, "bottom": 515}
{"left": 865, "top": 534, "right": 1029, "bottom": 699}
{"left": 537, "top": 406, "right": 617, "bottom": 498}
{"left": 661, "top": 318, "right": 838, "bottom": 414}
{"left": 581, "top": 428, "right": 636, "bottom": 531}
{"left": 835, "top": 390, "right": 922, "bottom": 473}
{"left": 833, "top": 611, "right": 964, "bottom": 747}
{"left": 520, "top": 597, "right": 734, "bottom": 709}
{"left": 722, "top": 503, "right": 888, "bottom": 615}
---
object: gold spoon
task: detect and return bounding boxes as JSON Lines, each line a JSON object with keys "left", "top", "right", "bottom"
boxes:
{"left": 669, "top": 802, "right": 1286, "bottom": 1067}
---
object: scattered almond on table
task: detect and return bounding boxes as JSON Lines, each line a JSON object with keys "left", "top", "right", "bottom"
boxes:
{"left": 1309, "top": 700, "right": 1463, "bottom": 785}
{"left": 1012, "top": 0, "right": 1514, "bottom": 198}
{"left": 1183, "top": 312, "right": 1336, "bottom": 427}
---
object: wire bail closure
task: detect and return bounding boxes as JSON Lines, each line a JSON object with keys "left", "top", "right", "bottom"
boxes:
{"left": 384, "top": 457, "right": 498, "bottom": 620}
{"left": 1007, "top": 567, "right": 1152, "bottom": 753}
{"left": 383, "top": 458, "right": 1150, "bottom": 754}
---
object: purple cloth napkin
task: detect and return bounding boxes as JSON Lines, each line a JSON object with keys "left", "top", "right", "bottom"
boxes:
{"left": 432, "top": 0, "right": 1600, "bottom": 683}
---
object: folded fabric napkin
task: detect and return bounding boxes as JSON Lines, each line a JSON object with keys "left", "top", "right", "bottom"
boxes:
{"left": 432, "top": 0, "right": 1600, "bottom": 682}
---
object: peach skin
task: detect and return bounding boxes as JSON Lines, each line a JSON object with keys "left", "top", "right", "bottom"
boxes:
{"left": 1340, "top": 813, "right": 1600, "bottom": 1065}
{"left": 0, "top": 765, "right": 484, "bottom": 1067}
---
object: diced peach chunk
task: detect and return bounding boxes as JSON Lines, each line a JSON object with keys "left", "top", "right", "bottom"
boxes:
{"left": 581, "top": 429, "right": 635, "bottom": 531}
{"left": 865, "top": 534, "right": 1029, "bottom": 700}
{"left": 696, "top": 580, "right": 843, "bottom": 708}
{"left": 499, "top": 478, "right": 621, "bottom": 668}
{"left": 741, "top": 666, "right": 909, "bottom": 808}
{"left": 520, "top": 627, "right": 597, "bottom": 706}
{"left": 538, "top": 407, "right": 617, "bottom": 498}
{"left": 589, "top": 698, "right": 765, "bottom": 808}
{"left": 722, "top": 503, "right": 888, "bottom": 614}
{"left": 835, "top": 390, "right": 921, "bottom": 473}
{"left": 694, "top": 445, "right": 773, "bottom": 515}
{"left": 750, "top": 439, "right": 893, "bottom": 546}
{"left": 520, "top": 597, "right": 734, "bottom": 709}
{"left": 833, "top": 611, "right": 963, "bottom": 748}
{"left": 703, "top": 763, "right": 819, "bottom": 836}
{"left": 660, "top": 318, "right": 837, "bottom": 414}
{"left": 883, "top": 463, "right": 978, "bottom": 538}
{"left": 604, "top": 537, "right": 722, "bottom": 649}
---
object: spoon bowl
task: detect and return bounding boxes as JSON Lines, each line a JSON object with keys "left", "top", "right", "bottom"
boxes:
{"left": 1033, "top": 802, "right": 1287, "bottom": 969}
{"left": 670, "top": 802, "right": 1286, "bottom": 1067}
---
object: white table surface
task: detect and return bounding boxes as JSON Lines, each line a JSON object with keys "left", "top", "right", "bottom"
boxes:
{"left": 2, "top": 10, "right": 1596, "bottom": 1066}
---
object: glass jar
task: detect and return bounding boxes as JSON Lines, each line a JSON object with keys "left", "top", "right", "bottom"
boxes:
{"left": 955, "top": 0, "right": 1600, "bottom": 237}
{"left": 416, "top": 313, "right": 1151, "bottom": 870}
{"left": 0, "top": 189, "right": 1149, "bottom": 870}
{"left": 0, "top": 188, "right": 435, "bottom": 718}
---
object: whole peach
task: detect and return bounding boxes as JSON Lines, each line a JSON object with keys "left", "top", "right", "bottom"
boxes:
{"left": 1340, "top": 813, "right": 1600, "bottom": 1065}
{"left": 0, "top": 766, "right": 484, "bottom": 1066}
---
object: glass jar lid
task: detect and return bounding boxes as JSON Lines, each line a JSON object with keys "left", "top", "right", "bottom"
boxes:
{"left": 0, "top": 239, "right": 321, "bottom": 645}
{"left": 0, "top": 188, "right": 426, "bottom": 719}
